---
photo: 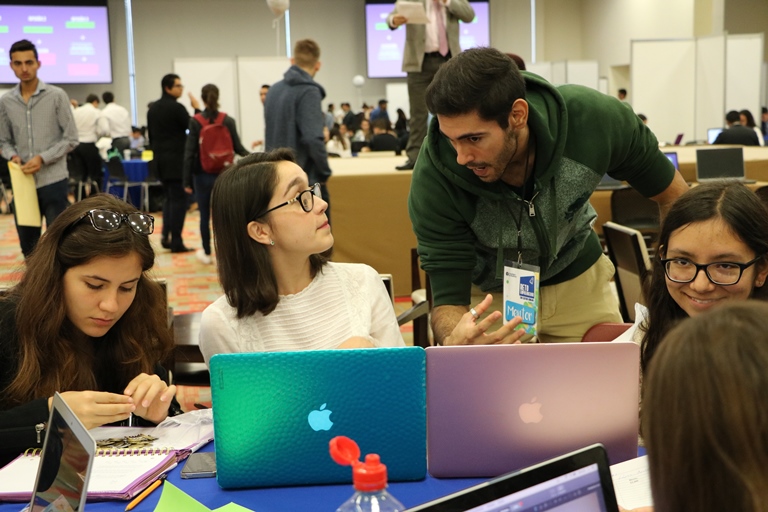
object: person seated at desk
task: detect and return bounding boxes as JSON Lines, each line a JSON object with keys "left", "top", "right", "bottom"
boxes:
{"left": 198, "top": 149, "right": 404, "bottom": 365}
{"left": 713, "top": 110, "right": 760, "bottom": 146}
{"left": 360, "top": 119, "right": 401, "bottom": 154}
{"left": 326, "top": 122, "right": 352, "bottom": 158}
{"left": 0, "top": 194, "right": 180, "bottom": 467}
{"left": 625, "top": 301, "right": 768, "bottom": 512}
{"left": 631, "top": 182, "right": 768, "bottom": 380}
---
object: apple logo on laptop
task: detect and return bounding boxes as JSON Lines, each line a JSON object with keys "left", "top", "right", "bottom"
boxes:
{"left": 307, "top": 403, "right": 334, "bottom": 431}
{"left": 518, "top": 398, "right": 543, "bottom": 424}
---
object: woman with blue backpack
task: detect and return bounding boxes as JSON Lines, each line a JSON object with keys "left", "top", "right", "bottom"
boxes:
{"left": 183, "top": 83, "right": 249, "bottom": 264}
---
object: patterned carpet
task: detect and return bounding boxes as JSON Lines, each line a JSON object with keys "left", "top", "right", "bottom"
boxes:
{"left": 0, "top": 205, "right": 415, "bottom": 411}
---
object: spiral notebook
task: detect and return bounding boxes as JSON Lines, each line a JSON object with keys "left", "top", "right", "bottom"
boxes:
{"left": 0, "top": 409, "right": 214, "bottom": 501}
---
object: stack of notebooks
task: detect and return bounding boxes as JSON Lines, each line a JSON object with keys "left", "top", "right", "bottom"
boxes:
{"left": 0, "top": 409, "right": 214, "bottom": 501}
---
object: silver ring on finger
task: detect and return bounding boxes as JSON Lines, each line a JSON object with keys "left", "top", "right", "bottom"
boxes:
{"left": 470, "top": 307, "right": 479, "bottom": 319}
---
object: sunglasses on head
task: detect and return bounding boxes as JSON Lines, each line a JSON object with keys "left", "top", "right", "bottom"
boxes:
{"left": 70, "top": 209, "right": 154, "bottom": 235}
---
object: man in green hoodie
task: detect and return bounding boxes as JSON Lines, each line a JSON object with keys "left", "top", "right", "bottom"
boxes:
{"left": 409, "top": 48, "right": 689, "bottom": 345}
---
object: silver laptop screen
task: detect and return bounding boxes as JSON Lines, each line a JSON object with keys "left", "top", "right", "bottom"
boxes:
{"left": 29, "top": 398, "right": 91, "bottom": 512}
{"left": 465, "top": 463, "right": 610, "bottom": 512}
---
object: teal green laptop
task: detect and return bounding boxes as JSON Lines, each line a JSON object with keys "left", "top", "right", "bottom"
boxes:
{"left": 210, "top": 347, "right": 426, "bottom": 488}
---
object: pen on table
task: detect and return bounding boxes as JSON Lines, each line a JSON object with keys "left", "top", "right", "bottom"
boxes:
{"left": 125, "top": 473, "right": 167, "bottom": 511}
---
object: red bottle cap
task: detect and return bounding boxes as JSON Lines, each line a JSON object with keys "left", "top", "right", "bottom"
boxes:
{"left": 329, "top": 436, "right": 388, "bottom": 491}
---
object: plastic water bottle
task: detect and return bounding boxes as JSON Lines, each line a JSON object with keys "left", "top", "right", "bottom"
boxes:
{"left": 330, "top": 436, "right": 405, "bottom": 512}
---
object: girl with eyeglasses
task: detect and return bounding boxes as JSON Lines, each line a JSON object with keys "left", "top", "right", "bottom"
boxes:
{"left": 623, "top": 301, "right": 768, "bottom": 512}
{"left": 198, "top": 148, "right": 404, "bottom": 366}
{"left": 638, "top": 181, "right": 768, "bottom": 377}
{"left": 0, "top": 194, "right": 180, "bottom": 467}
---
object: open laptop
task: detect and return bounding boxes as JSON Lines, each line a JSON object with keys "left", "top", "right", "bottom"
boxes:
{"left": 426, "top": 343, "right": 639, "bottom": 478}
{"left": 663, "top": 151, "right": 679, "bottom": 171}
{"left": 696, "top": 147, "right": 755, "bottom": 183}
{"left": 707, "top": 127, "right": 723, "bottom": 144}
{"left": 27, "top": 392, "right": 96, "bottom": 512}
{"left": 210, "top": 347, "right": 426, "bottom": 488}
{"left": 673, "top": 133, "right": 684, "bottom": 145}
{"left": 407, "top": 444, "right": 620, "bottom": 512}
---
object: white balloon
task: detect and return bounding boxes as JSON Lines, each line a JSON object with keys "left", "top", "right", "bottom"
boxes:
{"left": 352, "top": 75, "right": 365, "bottom": 88}
{"left": 266, "top": 0, "right": 289, "bottom": 16}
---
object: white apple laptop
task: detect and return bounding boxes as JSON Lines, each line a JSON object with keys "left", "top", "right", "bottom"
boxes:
{"left": 210, "top": 348, "right": 426, "bottom": 488}
{"left": 707, "top": 127, "right": 723, "bottom": 144}
{"left": 425, "top": 343, "right": 639, "bottom": 478}
{"left": 27, "top": 392, "right": 96, "bottom": 511}
{"left": 406, "top": 444, "right": 620, "bottom": 512}
{"left": 695, "top": 147, "right": 755, "bottom": 183}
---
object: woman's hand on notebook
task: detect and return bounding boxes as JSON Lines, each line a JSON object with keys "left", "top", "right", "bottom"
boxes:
{"left": 53, "top": 391, "right": 135, "bottom": 429}
{"left": 123, "top": 373, "right": 178, "bottom": 424}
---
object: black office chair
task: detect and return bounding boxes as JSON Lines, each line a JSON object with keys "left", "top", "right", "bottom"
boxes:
{"left": 609, "top": 187, "right": 660, "bottom": 249}
{"left": 67, "top": 153, "right": 99, "bottom": 202}
{"left": 602, "top": 221, "right": 651, "bottom": 322}
{"left": 394, "top": 248, "right": 431, "bottom": 348}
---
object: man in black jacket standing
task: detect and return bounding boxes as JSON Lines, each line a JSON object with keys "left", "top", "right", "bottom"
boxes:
{"left": 147, "top": 74, "right": 199, "bottom": 252}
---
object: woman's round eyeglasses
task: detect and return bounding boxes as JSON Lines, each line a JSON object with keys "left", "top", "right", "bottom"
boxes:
{"left": 253, "top": 183, "right": 322, "bottom": 219}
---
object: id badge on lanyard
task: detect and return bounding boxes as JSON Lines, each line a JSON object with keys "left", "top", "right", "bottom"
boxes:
{"left": 503, "top": 260, "right": 540, "bottom": 336}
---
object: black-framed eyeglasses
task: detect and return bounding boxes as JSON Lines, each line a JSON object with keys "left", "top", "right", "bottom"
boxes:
{"left": 253, "top": 183, "right": 322, "bottom": 219}
{"left": 71, "top": 209, "right": 154, "bottom": 235}
{"left": 660, "top": 256, "right": 762, "bottom": 286}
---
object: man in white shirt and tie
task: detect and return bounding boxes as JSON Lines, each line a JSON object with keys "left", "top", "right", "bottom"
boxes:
{"left": 99, "top": 91, "right": 132, "bottom": 155}
{"left": 72, "top": 93, "right": 104, "bottom": 195}
{"left": 387, "top": 0, "right": 474, "bottom": 170}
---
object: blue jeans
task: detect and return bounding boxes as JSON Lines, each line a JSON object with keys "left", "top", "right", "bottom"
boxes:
{"left": 194, "top": 172, "right": 219, "bottom": 255}
{"left": 13, "top": 178, "right": 70, "bottom": 258}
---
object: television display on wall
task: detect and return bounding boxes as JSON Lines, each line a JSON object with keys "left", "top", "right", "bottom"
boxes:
{"left": 365, "top": 0, "right": 490, "bottom": 79}
{"left": 0, "top": 0, "right": 112, "bottom": 84}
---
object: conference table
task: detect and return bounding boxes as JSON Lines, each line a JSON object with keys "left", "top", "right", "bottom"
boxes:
{"left": 0, "top": 442, "right": 486, "bottom": 512}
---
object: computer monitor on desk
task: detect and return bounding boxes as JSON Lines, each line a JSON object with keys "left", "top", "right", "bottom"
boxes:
{"left": 663, "top": 151, "right": 679, "bottom": 171}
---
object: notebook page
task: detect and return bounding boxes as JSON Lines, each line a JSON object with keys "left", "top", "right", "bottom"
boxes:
{"left": 0, "top": 453, "right": 39, "bottom": 496}
{"left": 0, "top": 451, "right": 175, "bottom": 498}
{"left": 610, "top": 455, "right": 652, "bottom": 509}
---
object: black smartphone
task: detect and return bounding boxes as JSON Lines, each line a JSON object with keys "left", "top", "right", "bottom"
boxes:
{"left": 180, "top": 452, "right": 217, "bottom": 479}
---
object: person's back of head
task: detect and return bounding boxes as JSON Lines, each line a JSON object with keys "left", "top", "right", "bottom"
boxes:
{"left": 426, "top": 47, "right": 525, "bottom": 130}
{"left": 371, "top": 119, "right": 389, "bottom": 134}
{"left": 201, "top": 83, "right": 220, "bottom": 113}
{"left": 293, "top": 39, "right": 320, "bottom": 71}
{"left": 102, "top": 91, "right": 114, "bottom": 104}
{"left": 726, "top": 110, "right": 741, "bottom": 125}
{"left": 643, "top": 300, "right": 768, "bottom": 512}
{"left": 85, "top": 93, "right": 99, "bottom": 105}
{"left": 618, "top": 88, "right": 627, "bottom": 99}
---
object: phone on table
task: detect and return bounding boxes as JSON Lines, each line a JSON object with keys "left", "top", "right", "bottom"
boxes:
{"left": 180, "top": 452, "right": 217, "bottom": 479}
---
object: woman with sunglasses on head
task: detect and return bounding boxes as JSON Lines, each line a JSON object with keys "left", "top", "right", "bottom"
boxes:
{"left": 0, "top": 194, "right": 180, "bottom": 467}
{"left": 198, "top": 148, "right": 404, "bottom": 366}
{"left": 638, "top": 181, "right": 768, "bottom": 378}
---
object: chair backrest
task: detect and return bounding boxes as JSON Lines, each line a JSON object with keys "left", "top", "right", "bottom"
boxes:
{"left": 67, "top": 153, "right": 87, "bottom": 182}
{"left": 581, "top": 322, "right": 633, "bottom": 342}
{"left": 106, "top": 157, "right": 128, "bottom": 181}
{"left": 609, "top": 188, "right": 660, "bottom": 240}
{"left": 602, "top": 221, "right": 651, "bottom": 322}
